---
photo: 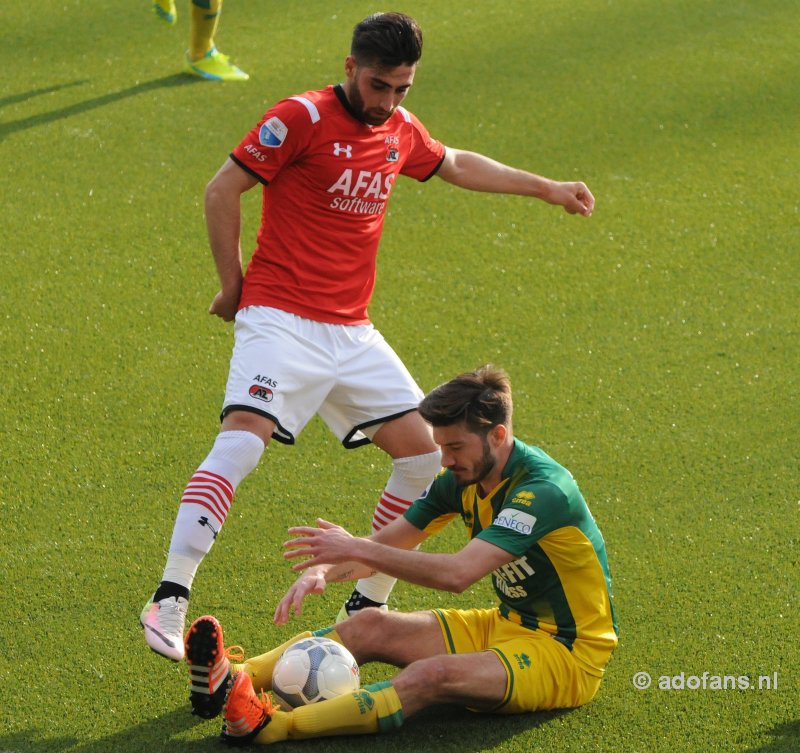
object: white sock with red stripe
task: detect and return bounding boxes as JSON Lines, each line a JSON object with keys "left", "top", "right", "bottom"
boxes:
{"left": 354, "top": 450, "right": 441, "bottom": 603}
{"left": 161, "top": 430, "right": 265, "bottom": 591}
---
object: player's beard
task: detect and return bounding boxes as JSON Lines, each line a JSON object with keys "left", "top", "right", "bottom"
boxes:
{"left": 453, "top": 436, "right": 496, "bottom": 487}
{"left": 347, "top": 80, "right": 393, "bottom": 125}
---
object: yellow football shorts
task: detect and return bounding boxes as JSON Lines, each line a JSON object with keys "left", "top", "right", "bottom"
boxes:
{"left": 432, "top": 607, "right": 603, "bottom": 714}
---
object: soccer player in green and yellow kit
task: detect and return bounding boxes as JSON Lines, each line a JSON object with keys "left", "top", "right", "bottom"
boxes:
{"left": 183, "top": 365, "right": 618, "bottom": 744}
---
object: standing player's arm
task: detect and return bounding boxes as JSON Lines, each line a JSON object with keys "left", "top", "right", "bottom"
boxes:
{"left": 285, "top": 518, "right": 516, "bottom": 593}
{"left": 204, "top": 158, "right": 260, "bottom": 321}
{"left": 273, "top": 517, "right": 429, "bottom": 625}
{"left": 436, "top": 147, "right": 594, "bottom": 217}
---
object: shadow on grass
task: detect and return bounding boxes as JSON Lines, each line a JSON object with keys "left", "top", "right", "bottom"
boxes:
{"left": 0, "top": 74, "right": 200, "bottom": 142}
{"left": 745, "top": 720, "right": 800, "bottom": 753}
{"left": 407, "top": 703, "right": 570, "bottom": 746}
{"left": 0, "top": 703, "right": 571, "bottom": 753}
{"left": 0, "top": 81, "right": 89, "bottom": 110}
{"left": 273, "top": 705, "right": 573, "bottom": 753}
{"left": 0, "top": 707, "right": 211, "bottom": 753}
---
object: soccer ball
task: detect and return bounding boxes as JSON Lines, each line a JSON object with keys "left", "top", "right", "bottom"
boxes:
{"left": 271, "top": 636, "right": 360, "bottom": 709}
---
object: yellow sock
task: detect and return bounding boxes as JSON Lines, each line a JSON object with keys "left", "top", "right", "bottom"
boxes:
{"left": 232, "top": 631, "right": 313, "bottom": 693}
{"left": 189, "top": 0, "right": 222, "bottom": 60}
{"left": 255, "top": 682, "right": 405, "bottom": 743}
{"left": 153, "top": 0, "right": 177, "bottom": 24}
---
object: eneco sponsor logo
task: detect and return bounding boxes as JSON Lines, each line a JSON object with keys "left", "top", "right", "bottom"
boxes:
{"left": 493, "top": 510, "right": 536, "bottom": 535}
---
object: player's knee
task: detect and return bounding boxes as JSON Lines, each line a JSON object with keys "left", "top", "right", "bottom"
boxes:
{"left": 395, "top": 656, "right": 452, "bottom": 703}
{"left": 340, "top": 607, "right": 389, "bottom": 642}
{"left": 384, "top": 449, "right": 442, "bottom": 500}
{"left": 220, "top": 410, "right": 276, "bottom": 447}
{"left": 398, "top": 448, "right": 443, "bottom": 481}
{"left": 337, "top": 607, "right": 394, "bottom": 658}
{"left": 203, "top": 429, "right": 265, "bottom": 486}
{"left": 416, "top": 656, "right": 451, "bottom": 687}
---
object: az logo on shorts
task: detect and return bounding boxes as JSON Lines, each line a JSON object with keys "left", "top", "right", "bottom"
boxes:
{"left": 249, "top": 384, "right": 274, "bottom": 403}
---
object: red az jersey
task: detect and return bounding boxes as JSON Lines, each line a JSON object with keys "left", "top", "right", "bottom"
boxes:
{"left": 230, "top": 84, "right": 446, "bottom": 324}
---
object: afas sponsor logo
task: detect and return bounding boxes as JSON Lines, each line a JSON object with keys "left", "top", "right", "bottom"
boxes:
{"left": 249, "top": 375, "right": 277, "bottom": 402}
{"left": 327, "top": 168, "right": 396, "bottom": 199}
{"left": 244, "top": 144, "right": 267, "bottom": 162}
{"left": 493, "top": 510, "right": 536, "bottom": 535}
{"left": 326, "top": 168, "right": 396, "bottom": 216}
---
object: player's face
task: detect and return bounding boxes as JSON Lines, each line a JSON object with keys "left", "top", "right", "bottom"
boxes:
{"left": 344, "top": 57, "right": 415, "bottom": 125}
{"left": 434, "top": 423, "right": 501, "bottom": 487}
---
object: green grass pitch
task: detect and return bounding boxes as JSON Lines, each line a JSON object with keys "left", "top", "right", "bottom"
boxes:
{"left": 1, "top": 1, "right": 798, "bottom": 751}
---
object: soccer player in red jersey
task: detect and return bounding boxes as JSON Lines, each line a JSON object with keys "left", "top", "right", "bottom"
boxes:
{"left": 142, "top": 12, "right": 595, "bottom": 661}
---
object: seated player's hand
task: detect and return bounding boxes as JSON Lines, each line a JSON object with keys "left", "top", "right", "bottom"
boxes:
{"left": 273, "top": 568, "right": 328, "bottom": 625}
{"left": 283, "top": 518, "right": 356, "bottom": 570}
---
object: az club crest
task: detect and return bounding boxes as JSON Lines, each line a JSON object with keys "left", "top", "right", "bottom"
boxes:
{"left": 249, "top": 384, "right": 274, "bottom": 403}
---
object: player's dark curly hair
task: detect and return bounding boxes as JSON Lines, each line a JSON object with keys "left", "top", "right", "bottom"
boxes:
{"left": 350, "top": 12, "right": 423, "bottom": 68}
{"left": 419, "top": 365, "right": 513, "bottom": 436}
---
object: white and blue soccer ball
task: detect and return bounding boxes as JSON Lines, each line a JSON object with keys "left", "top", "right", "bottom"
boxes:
{"left": 271, "top": 636, "right": 360, "bottom": 709}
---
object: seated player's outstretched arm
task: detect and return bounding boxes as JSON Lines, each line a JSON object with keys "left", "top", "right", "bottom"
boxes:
{"left": 286, "top": 518, "right": 516, "bottom": 594}
{"left": 347, "top": 535, "right": 515, "bottom": 593}
{"left": 274, "top": 517, "right": 428, "bottom": 625}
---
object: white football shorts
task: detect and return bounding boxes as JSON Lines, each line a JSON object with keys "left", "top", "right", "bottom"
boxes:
{"left": 221, "top": 306, "right": 425, "bottom": 448}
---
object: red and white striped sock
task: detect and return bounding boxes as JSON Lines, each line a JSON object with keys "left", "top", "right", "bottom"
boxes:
{"left": 355, "top": 450, "right": 441, "bottom": 603}
{"left": 161, "top": 430, "right": 264, "bottom": 591}
{"left": 371, "top": 489, "right": 414, "bottom": 532}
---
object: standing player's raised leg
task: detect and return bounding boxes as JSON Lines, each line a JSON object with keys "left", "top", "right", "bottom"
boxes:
{"left": 339, "top": 411, "right": 440, "bottom": 618}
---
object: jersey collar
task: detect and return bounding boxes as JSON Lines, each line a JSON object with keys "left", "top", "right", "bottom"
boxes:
{"left": 501, "top": 439, "right": 528, "bottom": 481}
{"left": 333, "top": 83, "right": 366, "bottom": 124}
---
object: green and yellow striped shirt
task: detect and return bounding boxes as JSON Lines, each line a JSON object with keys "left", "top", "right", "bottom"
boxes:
{"left": 405, "top": 438, "right": 618, "bottom": 676}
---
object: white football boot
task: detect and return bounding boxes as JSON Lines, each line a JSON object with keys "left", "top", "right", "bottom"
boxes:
{"left": 141, "top": 595, "right": 189, "bottom": 661}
